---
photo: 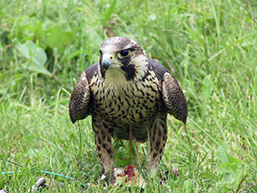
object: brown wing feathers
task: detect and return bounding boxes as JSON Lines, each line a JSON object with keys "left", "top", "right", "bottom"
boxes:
{"left": 69, "top": 71, "right": 91, "bottom": 123}
{"left": 149, "top": 58, "right": 187, "bottom": 124}
{"left": 162, "top": 72, "right": 187, "bottom": 124}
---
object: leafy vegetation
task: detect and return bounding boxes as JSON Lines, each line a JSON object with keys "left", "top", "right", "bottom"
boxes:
{"left": 1, "top": 0, "right": 256, "bottom": 192}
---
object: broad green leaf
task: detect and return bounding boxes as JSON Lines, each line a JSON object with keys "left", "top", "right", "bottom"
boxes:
{"left": 216, "top": 144, "right": 229, "bottom": 163}
{"left": 228, "top": 156, "right": 241, "bottom": 173}
{"left": 14, "top": 39, "right": 51, "bottom": 76}
{"left": 42, "top": 20, "right": 75, "bottom": 52}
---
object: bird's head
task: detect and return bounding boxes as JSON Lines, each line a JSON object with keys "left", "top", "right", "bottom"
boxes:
{"left": 98, "top": 37, "right": 149, "bottom": 81}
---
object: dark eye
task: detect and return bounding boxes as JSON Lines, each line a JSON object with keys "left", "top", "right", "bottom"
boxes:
{"left": 118, "top": 49, "right": 131, "bottom": 58}
{"left": 120, "top": 49, "right": 129, "bottom": 56}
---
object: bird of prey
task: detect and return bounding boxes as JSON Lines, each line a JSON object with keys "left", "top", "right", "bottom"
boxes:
{"left": 69, "top": 37, "right": 187, "bottom": 174}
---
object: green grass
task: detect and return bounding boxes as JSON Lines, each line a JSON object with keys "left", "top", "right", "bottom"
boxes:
{"left": 1, "top": 0, "right": 257, "bottom": 192}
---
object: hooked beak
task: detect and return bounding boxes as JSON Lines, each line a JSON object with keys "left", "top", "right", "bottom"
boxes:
{"left": 102, "top": 59, "right": 113, "bottom": 72}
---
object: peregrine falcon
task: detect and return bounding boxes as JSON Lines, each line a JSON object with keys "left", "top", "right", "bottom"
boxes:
{"left": 69, "top": 37, "right": 187, "bottom": 173}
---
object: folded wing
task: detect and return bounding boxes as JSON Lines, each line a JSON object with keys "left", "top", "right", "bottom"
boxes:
{"left": 69, "top": 71, "right": 91, "bottom": 123}
{"left": 149, "top": 58, "right": 187, "bottom": 124}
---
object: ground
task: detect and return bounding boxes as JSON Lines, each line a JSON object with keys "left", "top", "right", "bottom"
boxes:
{"left": 0, "top": 0, "right": 257, "bottom": 192}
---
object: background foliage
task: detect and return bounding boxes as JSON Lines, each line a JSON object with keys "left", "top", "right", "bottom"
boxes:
{"left": 1, "top": 0, "right": 256, "bottom": 192}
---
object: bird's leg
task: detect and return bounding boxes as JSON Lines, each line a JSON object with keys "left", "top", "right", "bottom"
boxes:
{"left": 92, "top": 120, "right": 114, "bottom": 172}
{"left": 148, "top": 114, "right": 167, "bottom": 173}
{"left": 129, "top": 126, "right": 140, "bottom": 164}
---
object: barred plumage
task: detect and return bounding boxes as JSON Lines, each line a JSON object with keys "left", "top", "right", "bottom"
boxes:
{"left": 69, "top": 37, "right": 187, "bottom": 173}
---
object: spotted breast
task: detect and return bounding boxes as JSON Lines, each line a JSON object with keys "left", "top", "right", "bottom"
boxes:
{"left": 89, "top": 67, "right": 164, "bottom": 142}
